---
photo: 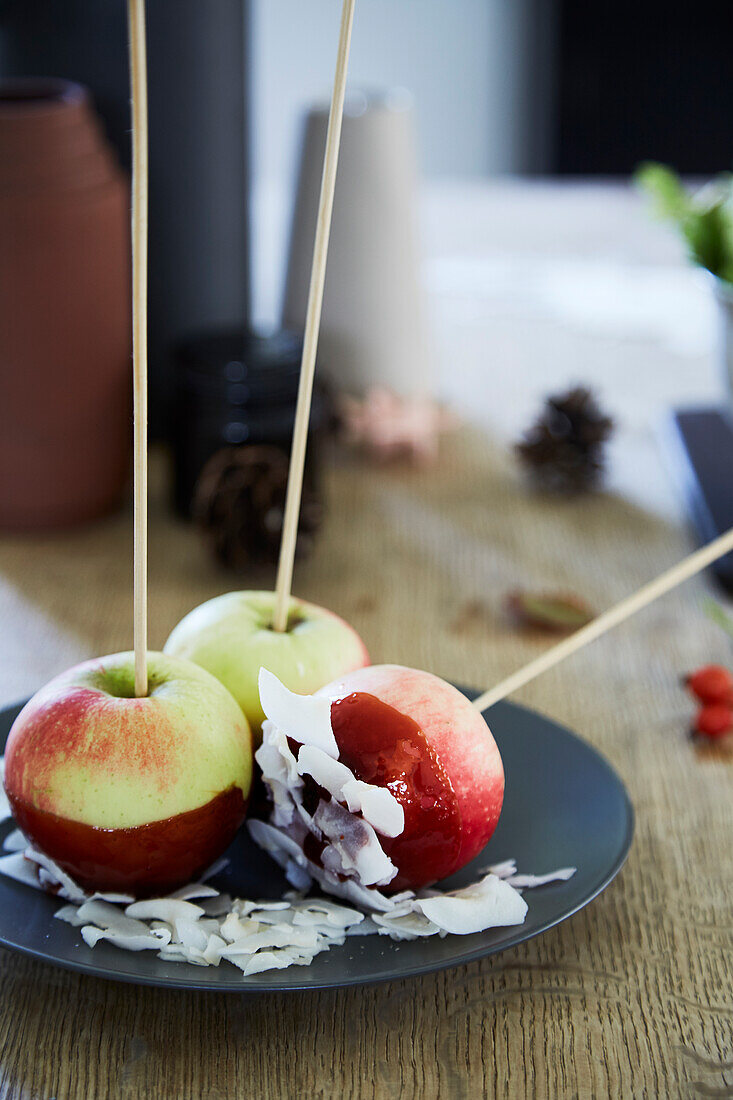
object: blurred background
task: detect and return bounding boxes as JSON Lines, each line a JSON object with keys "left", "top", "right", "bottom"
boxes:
{"left": 1, "top": 0, "right": 733, "bottom": 701}
{"left": 255, "top": 0, "right": 730, "bottom": 180}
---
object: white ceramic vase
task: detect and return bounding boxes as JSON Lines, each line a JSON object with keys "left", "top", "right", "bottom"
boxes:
{"left": 282, "top": 92, "right": 433, "bottom": 397}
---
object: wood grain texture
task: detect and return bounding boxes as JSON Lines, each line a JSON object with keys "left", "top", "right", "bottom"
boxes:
{"left": 0, "top": 434, "right": 730, "bottom": 1099}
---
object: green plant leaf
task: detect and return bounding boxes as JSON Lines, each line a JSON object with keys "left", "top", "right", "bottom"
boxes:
{"left": 704, "top": 598, "right": 733, "bottom": 640}
{"left": 635, "top": 162, "right": 691, "bottom": 221}
{"left": 684, "top": 201, "right": 732, "bottom": 278}
{"left": 635, "top": 161, "right": 733, "bottom": 284}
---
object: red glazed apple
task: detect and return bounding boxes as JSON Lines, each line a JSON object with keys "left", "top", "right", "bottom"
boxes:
{"left": 325, "top": 665, "right": 505, "bottom": 889}
{"left": 251, "top": 666, "right": 504, "bottom": 904}
{"left": 3, "top": 652, "right": 252, "bottom": 896}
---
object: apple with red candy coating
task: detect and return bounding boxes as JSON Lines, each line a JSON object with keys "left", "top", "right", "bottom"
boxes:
{"left": 324, "top": 665, "right": 505, "bottom": 890}
{"left": 253, "top": 665, "right": 504, "bottom": 898}
{"left": 3, "top": 651, "right": 252, "bottom": 896}
{"left": 164, "top": 591, "right": 369, "bottom": 743}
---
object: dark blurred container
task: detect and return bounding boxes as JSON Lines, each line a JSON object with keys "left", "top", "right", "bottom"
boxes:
{"left": 173, "top": 331, "right": 327, "bottom": 517}
{"left": 0, "top": 0, "right": 251, "bottom": 437}
{"left": 0, "top": 79, "right": 130, "bottom": 529}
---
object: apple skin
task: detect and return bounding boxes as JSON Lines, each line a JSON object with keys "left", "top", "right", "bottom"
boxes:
{"left": 3, "top": 651, "right": 252, "bottom": 895}
{"left": 320, "top": 664, "right": 505, "bottom": 890}
{"left": 164, "top": 591, "right": 369, "bottom": 742}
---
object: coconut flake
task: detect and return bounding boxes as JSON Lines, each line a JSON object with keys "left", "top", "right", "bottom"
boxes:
{"left": 240, "top": 950, "right": 297, "bottom": 976}
{"left": 54, "top": 904, "right": 86, "bottom": 926}
{"left": 169, "top": 883, "right": 221, "bottom": 902}
{"left": 258, "top": 669, "right": 338, "bottom": 757}
{"left": 345, "top": 916, "right": 379, "bottom": 936}
{"left": 257, "top": 725, "right": 301, "bottom": 790}
{"left": 222, "top": 926, "right": 319, "bottom": 955}
{"left": 313, "top": 800, "right": 397, "bottom": 887}
{"left": 220, "top": 912, "right": 258, "bottom": 943}
{"left": 158, "top": 946, "right": 208, "bottom": 966}
{"left": 201, "top": 934, "right": 227, "bottom": 965}
{"left": 484, "top": 860, "right": 518, "bottom": 879}
{"left": 0, "top": 851, "right": 44, "bottom": 890}
{"left": 320, "top": 869, "right": 398, "bottom": 913}
{"left": 75, "top": 899, "right": 151, "bottom": 936}
{"left": 341, "top": 779, "right": 404, "bottom": 838}
{"left": 285, "top": 861, "right": 312, "bottom": 891}
{"left": 247, "top": 819, "right": 309, "bottom": 875}
{"left": 81, "top": 926, "right": 171, "bottom": 951}
{"left": 414, "top": 873, "right": 528, "bottom": 935}
{"left": 125, "top": 898, "right": 205, "bottom": 923}
{"left": 23, "top": 849, "right": 87, "bottom": 902}
{"left": 174, "top": 917, "right": 209, "bottom": 953}
{"left": 505, "top": 867, "right": 577, "bottom": 888}
{"left": 90, "top": 891, "right": 136, "bottom": 904}
{"left": 296, "top": 745, "right": 352, "bottom": 801}
{"left": 293, "top": 900, "right": 364, "bottom": 929}
{"left": 199, "top": 893, "right": 234, "bottom": 918}
{"left": 373, "top": 911, "right": 442, "bottom": 940}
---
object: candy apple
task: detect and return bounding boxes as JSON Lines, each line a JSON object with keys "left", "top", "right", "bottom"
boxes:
{"left": 251, "top": 665, "right": 504, "bottom": 904}
{"left": 163, "top": 591, "right": 369, "bottom": 741}
{"left": 3, "top": 651, "right": 252, "bottom": 896}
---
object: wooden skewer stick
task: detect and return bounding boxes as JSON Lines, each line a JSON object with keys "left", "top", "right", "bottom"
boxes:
{"left": 273, "top": 0, "right": 357, "bottom": 632}
{"left": 472, "top": 525, "right": 733, "bottom": 713}
{"left": 128, "top": 0, "right": 149, "bottom": 697}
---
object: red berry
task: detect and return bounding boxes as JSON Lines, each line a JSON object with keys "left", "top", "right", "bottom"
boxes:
{"left": 686, "top": 665, "right": 733, "bottom": 705}
{"left": 694, "top": 704, "right": 733, "bottom": 740}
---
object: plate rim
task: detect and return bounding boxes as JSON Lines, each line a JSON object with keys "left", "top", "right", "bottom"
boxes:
{"left": 0, "top": 693, "right": 635, "bottom": 993}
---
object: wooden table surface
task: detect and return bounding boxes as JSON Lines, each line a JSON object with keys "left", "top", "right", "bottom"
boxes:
{"left": 0, "top": 436, "right": 730, "bottom": 1099}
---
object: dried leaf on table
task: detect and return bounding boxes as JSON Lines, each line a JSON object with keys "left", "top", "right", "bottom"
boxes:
{"left": 506, "top": 590, "right": 594, "bottom": 633}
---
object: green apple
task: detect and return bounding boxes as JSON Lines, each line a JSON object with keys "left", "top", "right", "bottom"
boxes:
{"left": 3, "top": 651, "right": 252, "bottom": 895}
{"left": 164, "top": 591, "right": 369, "bottom": 741}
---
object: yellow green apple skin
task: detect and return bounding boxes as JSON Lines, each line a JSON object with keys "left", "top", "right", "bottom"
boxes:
{"left": 3, "top": 651, "right": 252, "bottom": 894}
{"left": 164, "top": 591, "right": 369, "bottom": 741}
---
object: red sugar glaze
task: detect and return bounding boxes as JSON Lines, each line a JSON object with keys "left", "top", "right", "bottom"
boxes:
{"left": 330, "top": 692, "right": 463, "bottom": 891}
{"left": 8, "top": 786, "right": 248, "bottom": 897}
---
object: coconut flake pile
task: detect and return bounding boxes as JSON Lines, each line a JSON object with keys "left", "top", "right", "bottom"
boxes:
{"left": 0, "top": 832, "right": 573, "bottom": 974}
{"left": 0, "top": 694, "right": 576, "bottom": 978}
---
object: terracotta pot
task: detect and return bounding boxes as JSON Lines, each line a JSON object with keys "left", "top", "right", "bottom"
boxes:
{"left": 0, "top": 79, "right": 131, "bottom": 529}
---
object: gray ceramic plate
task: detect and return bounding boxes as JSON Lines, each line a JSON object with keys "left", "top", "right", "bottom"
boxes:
{"left": 0, "top": 691, "right": 633, "bottom": 992}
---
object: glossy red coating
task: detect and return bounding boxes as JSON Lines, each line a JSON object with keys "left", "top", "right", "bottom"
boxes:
{"left": 8, "top": 786, "right": 248, "bottom": 897}
{"left": 330, "top": 692, "right": 463, "bottom": 891}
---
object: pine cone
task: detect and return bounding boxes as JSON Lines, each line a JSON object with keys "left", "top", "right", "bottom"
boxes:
{"left": 193, "top": 445, "right": 322, "bottom": 571}
{"left": 515, "top": 387, "right": 614, "bottom": 494}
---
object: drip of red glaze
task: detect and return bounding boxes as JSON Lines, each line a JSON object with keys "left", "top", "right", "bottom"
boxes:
{"left": 330, "top": 692, "right": 462, "bottom": 891}
{"left": 8, "top": 786, "right": 248, "bottom": 897}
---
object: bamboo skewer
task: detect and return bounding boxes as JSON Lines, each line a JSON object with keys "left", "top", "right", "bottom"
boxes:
{"left": 128, "top": 0, "right": 149, "bottom": 697}
{"left": 472, "top": 525, "right": 733, "bottom": 713}
{"left": 273, "top": 0, "right": 357, "bottom": 633}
